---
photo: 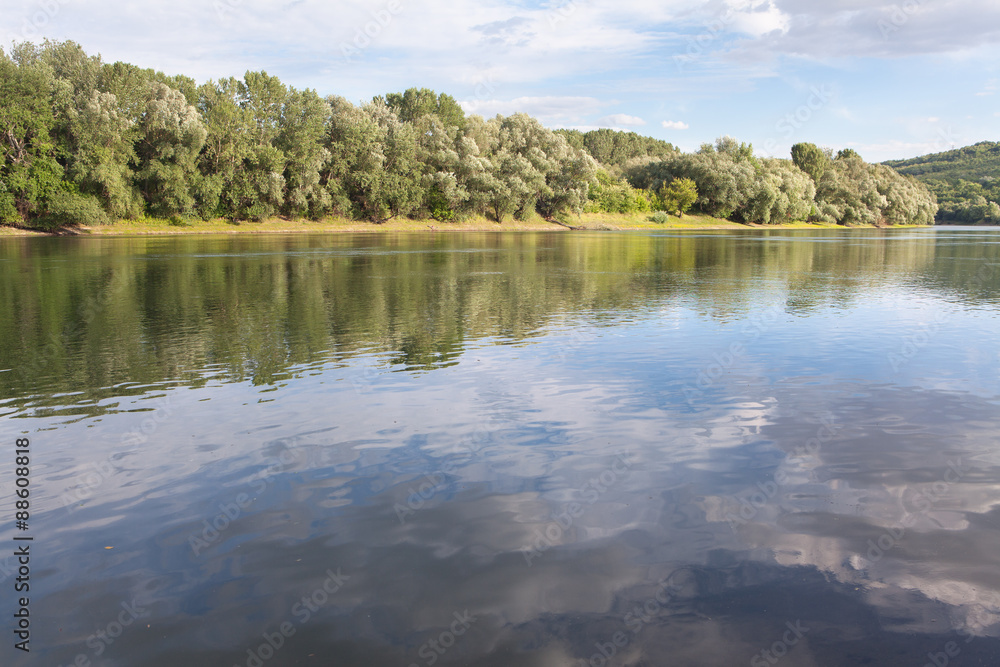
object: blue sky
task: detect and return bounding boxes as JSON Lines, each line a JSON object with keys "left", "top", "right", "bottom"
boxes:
{"left": 3, "top": 0, "right": 999, "bottom": 161}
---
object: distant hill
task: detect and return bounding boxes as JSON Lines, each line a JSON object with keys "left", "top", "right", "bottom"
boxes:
{"left": 884, "top": 141, "right": 1000, "bottom": 224}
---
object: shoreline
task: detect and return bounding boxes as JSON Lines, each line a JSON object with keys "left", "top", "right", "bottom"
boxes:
{"left": 0, "top": 213, "right": 930, "bottom": 237}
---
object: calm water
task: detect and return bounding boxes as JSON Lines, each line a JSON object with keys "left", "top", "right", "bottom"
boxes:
{"left": 2, "top": 228, "right": 1000, "bottom": 667}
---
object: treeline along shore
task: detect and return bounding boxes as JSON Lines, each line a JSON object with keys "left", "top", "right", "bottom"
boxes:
{"left": 1, "top": 41, "right": 939, "bottom": 233}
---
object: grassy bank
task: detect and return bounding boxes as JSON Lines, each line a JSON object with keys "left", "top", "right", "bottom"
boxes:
{"left": 0, "top": 213, "right": 911, "bottom": 237}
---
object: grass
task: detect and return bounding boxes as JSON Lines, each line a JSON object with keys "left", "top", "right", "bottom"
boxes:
{"left": 0, "top": 213, "right": 922, "bottom": 236}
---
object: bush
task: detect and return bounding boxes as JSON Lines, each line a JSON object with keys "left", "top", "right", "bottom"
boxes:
{"left": 649, "top": 211, "right": 670, "bottom": 224}
{"left": 36, "top": 191, "right": 111, "bottom": 229}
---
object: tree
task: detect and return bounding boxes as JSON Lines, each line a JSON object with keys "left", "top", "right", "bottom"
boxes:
{"left": 0, "top": 51, "right": 68, "bottom": 227}
{"left": 134, "top": 82, "right": 207, "bottom": 217}
{"left": 384, "top": 87, "right": 465, "bottom": 128}
{"left": 814, "top": 154, "right": 937, "bottom": 226}
{"left": 325, "top": 97, "right": 421, "bottom": 223}
{"left": 791, "top": 142, "right": 830, "bottom": 183}
{"left": 194, "top": 73, "right": 287, "bottom": 221}
{"left": 471, "top": 113, "right": 595, "bottom": 222}
{"left": 64, "top": 89, "right": 144, "bottom": 220}
{"left": 659, "top": 177, "right": 698, "bottom": 217}
{"left": 277, "top": 87, "right": 331, "bottom": 219}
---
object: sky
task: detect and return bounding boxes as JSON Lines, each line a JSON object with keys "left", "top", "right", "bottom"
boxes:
{"left": 3, "top": 0, "right": 1000, "bottom": 162}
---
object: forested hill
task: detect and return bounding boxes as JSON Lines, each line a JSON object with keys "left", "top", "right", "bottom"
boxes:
{"left": 1, "top": 40, "right": 937, "bottom": 230}
{"left": 884, "top": 141, "right": 1000, "bottom": 224}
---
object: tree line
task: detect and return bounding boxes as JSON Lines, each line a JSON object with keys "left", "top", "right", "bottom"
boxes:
{"left": 885, "top": 141, "right": 1000, "bottom": 224}
{"left": 1, "top": 41, "right": 937, "bottom": 229}
{"left": 619, "top": 139, "right": 937, "bottom": 225}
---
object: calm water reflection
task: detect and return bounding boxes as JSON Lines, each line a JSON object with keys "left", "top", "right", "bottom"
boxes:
{"left": 2, "top": 228, "right": 1000, "bottom": 666}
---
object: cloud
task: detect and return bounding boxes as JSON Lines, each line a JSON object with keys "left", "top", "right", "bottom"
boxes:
{"left": 471, "top": 16, "right": 535, "bottom": 47}
{"left": 597, "top": 113, "right": 647, "bottom": 127}
{"left": 976, "top": 78, "right": 998, "bottom": 97}
{"left": 459, "top": 96, "right": 608, "bottom": 125}
{"left": 730, "top": 0, "right": 1000, "bottom": 60}
{"left": 725, "top": 0, "right": 792, "bottom": 38}
{"left": 662, "top": 120, "right": 690, "bottom": 130}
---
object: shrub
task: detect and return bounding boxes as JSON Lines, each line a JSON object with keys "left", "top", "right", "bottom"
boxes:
{"left": 36, "top": 191, "right": 111, "bottom": 229}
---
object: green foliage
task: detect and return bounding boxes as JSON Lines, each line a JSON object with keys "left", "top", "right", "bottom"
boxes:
{"left": 555, "top": 128, "right": 677, "bottom": 169}
{"left": 627, "top": 141, "right": 757, "bottom": 218}
{"left": 0, "top": 40, "right": 940, "bottom": 231}
{"left": 649, "top": 211, "right": 670, "bottom": 224}
{"left": 135, "top": 83, "right": 207, "bottom": 217}
{"left": 0, "top": 50, "right": 65, "bottom": 225}
{"left": 383, "top": 88, "right": 465, "bottom": 128}
{"left": 196, "top": 73, "right": 287, "bottom": 221}
{"left": 791, "top": 142, "right": 830, "bottom": 183}
{"left": 885, "top": 141, "right": 1000, "bottom": 224}
{"left": 658, "top": 177, "right": 698, "bottom": 217}
{"left": 277, "top": 88, "right": 331, "bottom": 219}
{"left": 38, "top": 190, "right": 110, "bottom": 228}
{"left": 327, "top": 97, "right": 421, "bottom": 223}
{"left": 585, "top": 170, "right": 653, "bottom": 213}
{"left": 814, "top": 156, "right": 937, "bottom": 226}
{"left": 627, "top": 136, "right": 933, "bottom": 226}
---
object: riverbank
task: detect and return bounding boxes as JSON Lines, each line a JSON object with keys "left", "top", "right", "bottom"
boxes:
{"left": 0, "top": 213, "right": 916, "bottom": 237}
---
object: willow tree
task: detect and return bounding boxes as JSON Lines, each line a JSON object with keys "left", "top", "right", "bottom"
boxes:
{"left": 195, "top": 73, "right": 286, "bottom": 221}
{"left": 277, "top": 87, "right": 332, "bottom": 219}
{"left": 325, "top": 97, "right": 421, "bottom": 223}
{"left": 134, "top": 83, "right": 207, "bottom": 216}
{"left": 0, "top": 50, "right": 68, "bottom": 226}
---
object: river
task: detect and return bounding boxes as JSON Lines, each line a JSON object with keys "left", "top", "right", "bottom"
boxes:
{"left": 2, "top": 227, "right": 999, "bottom": 666}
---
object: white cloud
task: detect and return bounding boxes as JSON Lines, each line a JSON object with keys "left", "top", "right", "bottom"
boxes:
{"left": 662, "top": 120, "right": 691, "bottom": 130}
{"left": 733, "top": 0, "right": 1000, "bottom": 60}
{"left": 976, "top": 78, "right": 998, "bottom": 97}
{"left": 459, "top": 96, "right": 607, "bottom": 125}
{"left": 597, "top": 113, "right": 646, "bottom": 127}
{"left": 725, "top": 0, "right": 791, "bottom": 37}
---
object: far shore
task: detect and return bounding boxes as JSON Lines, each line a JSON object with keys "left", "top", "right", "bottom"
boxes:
{"left": 0, "top": 213, "right": 931, "bottom": 237}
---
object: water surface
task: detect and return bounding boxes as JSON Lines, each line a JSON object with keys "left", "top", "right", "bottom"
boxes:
{"left": 2, "top": 228, "right": 1000, "bottom": 666}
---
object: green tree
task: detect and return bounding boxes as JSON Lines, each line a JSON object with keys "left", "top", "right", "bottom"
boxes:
{"left": 325, "top": 97, "right": 421, "bottom": 223}
{"left": 0, "top": 51, "right": 68, "bottom": 227}
{"left": 659, "top": 177, "right": 698, "bottom": 217}
{"left": 134, "top": 83, "right": 207, "bottom": 217}
{"left": 277, "top": 88, "right": 332, "bottom": 219}
{"left": 195, "top": 73, "right": 287, "bottom": 221}
{"left": 791, "top": 142, "right": 830, "bottom": 183}
{"left": 384, "top": 88, "right": 465, "bottom": 128}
